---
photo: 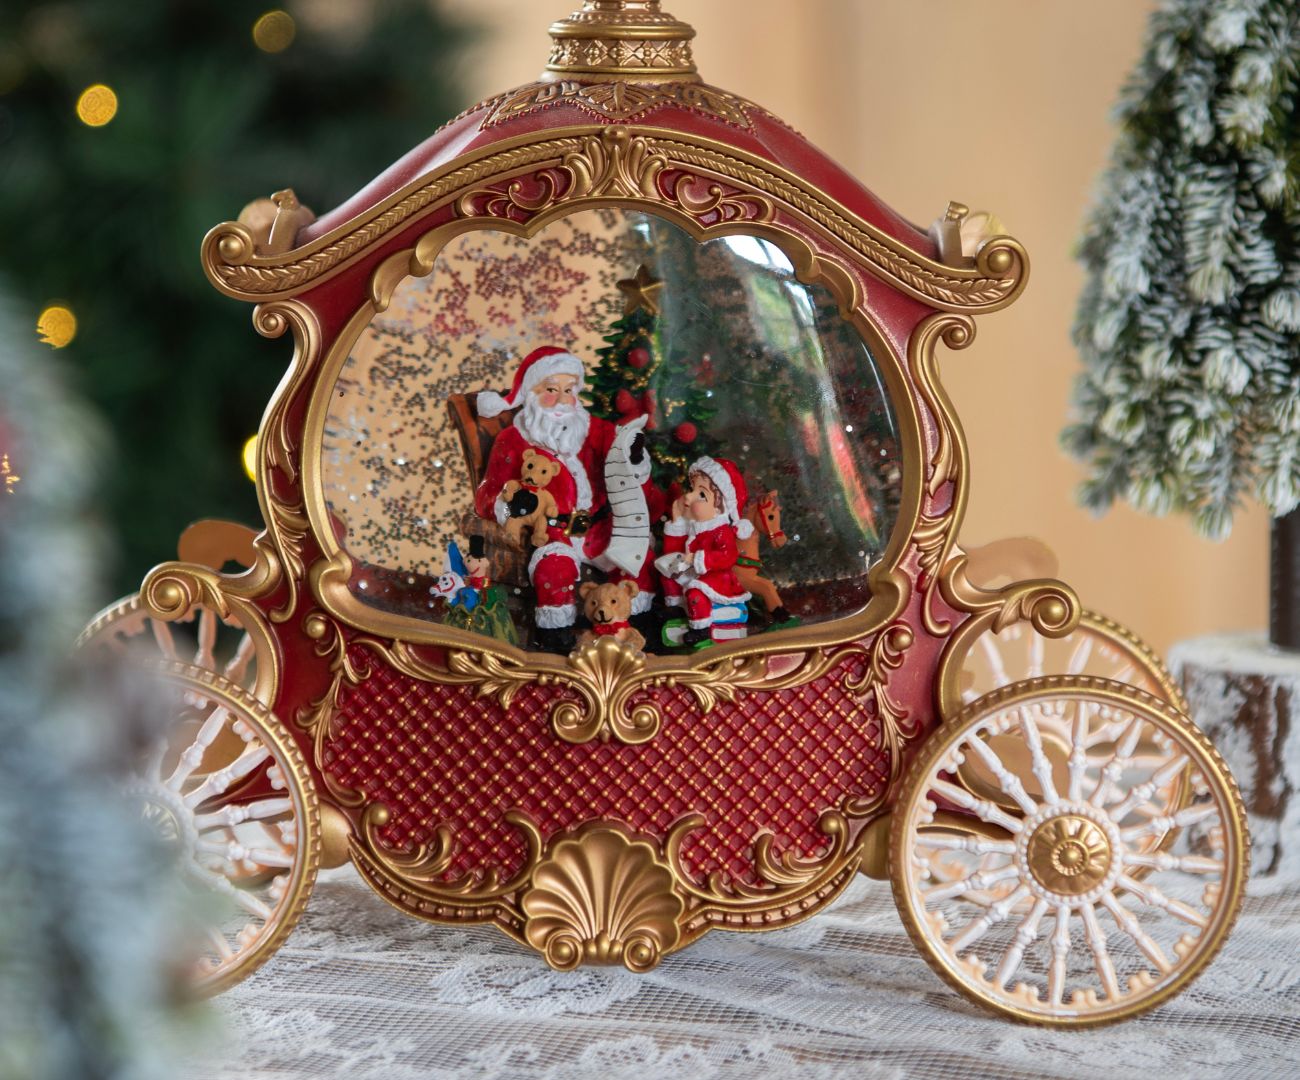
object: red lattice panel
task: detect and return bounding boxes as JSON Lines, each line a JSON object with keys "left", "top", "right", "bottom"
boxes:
{"left": 326, "top": 651, "right": 891, "bottom": 886}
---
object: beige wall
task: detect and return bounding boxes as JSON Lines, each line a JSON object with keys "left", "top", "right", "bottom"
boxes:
{"left": 440, "top": 0, "right": 1270, "bottom": 654}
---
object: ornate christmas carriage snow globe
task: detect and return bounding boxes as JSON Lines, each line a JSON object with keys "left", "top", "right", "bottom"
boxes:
{"left": 81, "top": 1, "right": 1249, "bottom": 1026}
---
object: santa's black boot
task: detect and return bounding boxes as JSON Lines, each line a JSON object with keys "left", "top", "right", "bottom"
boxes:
{"left": 533, "top": 625, "right": 576, "bottom": 654}
{"left": 681, "top": 627, "right": 713, "bottom": 648}
{"left": 631, "top": 607, "right": 669, "bottom": 652}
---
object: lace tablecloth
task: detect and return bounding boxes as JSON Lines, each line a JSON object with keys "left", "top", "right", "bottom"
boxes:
{"left": 184, "top": 868, "right": 1300, "bottom": 1080}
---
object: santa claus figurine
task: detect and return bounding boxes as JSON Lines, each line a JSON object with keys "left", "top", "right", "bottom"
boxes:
{"left": 473, "top": 346, "right": 664, "bottom": 653}
{"left": 655, "top": 456, "right": 752, "bottom": 648}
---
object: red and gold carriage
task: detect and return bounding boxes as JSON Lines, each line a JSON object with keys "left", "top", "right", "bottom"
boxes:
{"left": 81, "top": 2, "right": 1248, "bottom": 1027}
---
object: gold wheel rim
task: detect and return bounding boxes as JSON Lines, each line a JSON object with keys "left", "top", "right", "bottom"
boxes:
{"left": 78, "top": 592, "right": 279, "bottom": 707}
{"left": 890, "top": 675, "right": 1248, "bottom": 1027}
{"left": 144, "top": 662, "right": 320, "bottom": 996}
{"left": 942, "top": 608, "right": 1188, "bottom": 718}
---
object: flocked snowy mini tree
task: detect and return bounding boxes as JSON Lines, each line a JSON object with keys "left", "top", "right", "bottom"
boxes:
{"left": 1065, "top": 0, "right": 1300, "bottom": 647}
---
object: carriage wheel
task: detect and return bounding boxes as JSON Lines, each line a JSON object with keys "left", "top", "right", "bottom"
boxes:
{"left": 78, "top": 592, "right": 280, "bottom": 838}
{"left": 78, "top": 592, "right": 271, "bottom": 703}
{"left": 952, "top": 609, "right": 1185, "bottom": 711}
{"left": 891, "top": 676, "right": 1247, "bottom": 1026}
{"left": 135, "top": 662, "right": 319, "bottom": 995}
{"left": 945, "top": 613, "right": 1191, "bottom": 869}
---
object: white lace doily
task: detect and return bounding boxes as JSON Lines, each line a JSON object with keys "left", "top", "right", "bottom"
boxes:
{"left": 183, "top": 867, "right": 1300, "bottom": 1080}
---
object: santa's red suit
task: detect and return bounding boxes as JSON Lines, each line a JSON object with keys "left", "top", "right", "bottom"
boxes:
{"left": 473, "top": 347, "right": 664, "bottom": 630}
{"left": 660, "top": 457, "right": 753, "bottom": 630}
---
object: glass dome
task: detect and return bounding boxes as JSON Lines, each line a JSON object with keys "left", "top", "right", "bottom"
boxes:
{"left": 321, "top": 208, "right": 902, "bottom": 651}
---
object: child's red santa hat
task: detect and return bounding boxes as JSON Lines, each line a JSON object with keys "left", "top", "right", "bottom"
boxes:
{"left": 477, "top": 346, "right": 586, "bottom": 419}
{"left": 691, "top": 456, "right": 754, "bottom": 540}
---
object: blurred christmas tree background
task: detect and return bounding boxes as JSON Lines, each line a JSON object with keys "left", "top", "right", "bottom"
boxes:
{"left": 0, "top": 0, "right": 473, "bottom": 597}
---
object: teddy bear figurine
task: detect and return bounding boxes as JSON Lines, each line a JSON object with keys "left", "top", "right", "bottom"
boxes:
{"left": 575, "top": 580, "right": 646, "bottom": 652}
{"left": 500, "top": 447, "right": 563, "bottom": 549}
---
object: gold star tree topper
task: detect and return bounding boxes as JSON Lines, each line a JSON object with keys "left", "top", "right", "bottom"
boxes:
{"left": 617, "top": 264, "right": 663, "bottom": 315}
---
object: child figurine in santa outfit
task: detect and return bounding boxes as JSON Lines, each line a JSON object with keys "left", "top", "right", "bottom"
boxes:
{"left": 655, "top": 456, "right": 753, "bottom": 648}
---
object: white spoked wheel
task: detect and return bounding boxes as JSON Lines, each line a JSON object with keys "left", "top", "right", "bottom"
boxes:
{"left": 78, "top": 593, "right": 269, "bottom": 703}
{"left": 948, "top": 613, "right": 1191, "bottom": 869}
{"left": 79, "top": 593, "right": 282, "bottom": 871}
{"left": 138, "top": 662, "right": 319, "bottom": 995}
{"left": 891, "top": 676, "right": 1247, "bottom": 1026}
{"left": 955, "top": 609, "right": 1184, "bottom": 710}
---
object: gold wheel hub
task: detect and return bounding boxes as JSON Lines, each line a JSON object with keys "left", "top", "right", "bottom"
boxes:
{"left": 1027, "top": 815, "right": 1112, "bottom": 896}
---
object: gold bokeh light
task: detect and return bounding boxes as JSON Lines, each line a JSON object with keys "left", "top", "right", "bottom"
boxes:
{"left": 76, "top": 84, "right": 118, "bottom": 127}
{"left": 242, "top": 435, "right": 259, "bottom": 482}
{"left": 36, "top": 304, "right": 77, "bottom": 348}
{"left": 253, "top": 11, "right": 297, "bottom": 54}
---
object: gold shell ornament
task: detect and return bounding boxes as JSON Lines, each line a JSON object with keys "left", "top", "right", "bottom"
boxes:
{"left": 521, "top": 823, "right": 685, "bottom": 972}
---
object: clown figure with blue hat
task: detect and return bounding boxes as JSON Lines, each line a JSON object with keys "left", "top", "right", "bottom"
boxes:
{"left": 433, "top": 535, "right": 518, "bottom": 645}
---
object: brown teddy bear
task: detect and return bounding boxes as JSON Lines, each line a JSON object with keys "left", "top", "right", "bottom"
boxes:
{"left": 576, "top": 580, "right": 646, "bottom": 651}
{"left": 501, "top": 448, "right": 562, "bottom": 548}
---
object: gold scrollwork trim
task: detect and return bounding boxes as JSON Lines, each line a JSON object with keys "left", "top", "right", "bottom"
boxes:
{"left": 392, "top": 634, "right": 880, "bottom": 747}
{"left": 929, "top": 550, "right": 1082, "bottom": 724}
{"left": 249, "top": 300, "right": 322, "bottom": 624}
{"left": 908, "top": 312, "right": 974, "bottom": 638}
{"left": 353, "top": 809, "right": 868, "bottom": 966}
{"left": 202, "top": 126, "right": 1028, "bottom": 315}
{"left": 482, "top": 80, "right": 753, "bottom": 130}
{"left": 845, "top": 622, "right": 923, "bottom": 808}
{"left": 451, "top": 128, "right": 776, "bottom": 227}
{"left": 296, "top": 611, "right": 375, "bottom": 807}
{"left": 910, "top": 313, "right": 974, "bottom": 498}
{"left": 666, "top": 811, "right": 864, "bottom": 941}
{"left": 915, "top": 513, "right": 956, "bottom": 639}
{"left": 941, "top": 555, "right": 1079, "bottom": 639}
{"left": 359, "top": 803, "right": 544, "bottom": 902}
{"left": 139, "top": 558, "right": 283, "bottom": 706}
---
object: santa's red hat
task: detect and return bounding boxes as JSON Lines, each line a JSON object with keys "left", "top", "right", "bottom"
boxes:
{"left": 477, "top": 346, "right": 585, "bottom": 419}
{"left": 690, "top": 456, "right": 753, "bottom": 539}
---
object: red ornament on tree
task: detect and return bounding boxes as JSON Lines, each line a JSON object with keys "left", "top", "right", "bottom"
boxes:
{"left": 674, "top": 421, "right": 697, "bottom": 444}
{"left": 628, "top": 346, "right": 651, "bottom": 369}
{"left": 614, "top": 388, "right": 638, "bottom": 416}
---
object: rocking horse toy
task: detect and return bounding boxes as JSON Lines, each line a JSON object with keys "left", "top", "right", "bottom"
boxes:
{"left": 736, "top": 490, "right": 798, "bottom": 630}
{"left": 81, "top": 2, "right": 1248, "bottom": 1027}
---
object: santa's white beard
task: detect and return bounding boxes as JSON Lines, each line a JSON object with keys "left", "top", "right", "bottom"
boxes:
{"left": 513, "top": 396, "right": 594, "bottom": 510}
{"left": 515, "top": 398, "right": 591, "bottom": 457}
